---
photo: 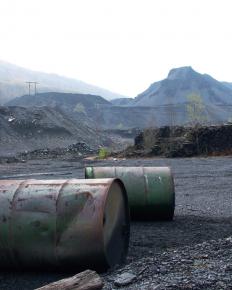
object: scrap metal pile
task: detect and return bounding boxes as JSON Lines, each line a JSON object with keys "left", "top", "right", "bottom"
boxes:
{"left": 0, "top": 167, "right": 175, "bottom": 271}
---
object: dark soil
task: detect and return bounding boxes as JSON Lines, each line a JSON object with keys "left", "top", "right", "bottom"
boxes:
{"left": 0, "top": 156, "right": 232, "bottom": 289}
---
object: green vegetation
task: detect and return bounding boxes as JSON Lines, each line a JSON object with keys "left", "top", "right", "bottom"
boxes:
{"left": 186, "top": 94, "right": 207, "bottom": 154}
{"left": 186, "top": 94, "right": 206, "bottom": 125}
{"left": 98, "top": 147, "right": 109, "bottom": 159}
{"left": 116, "top": 123, "right": 124, "bottom": 129}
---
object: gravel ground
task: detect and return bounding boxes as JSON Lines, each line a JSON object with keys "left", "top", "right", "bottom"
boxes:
{"left": 0, "top": 156, "right": 232, "bottom": 289}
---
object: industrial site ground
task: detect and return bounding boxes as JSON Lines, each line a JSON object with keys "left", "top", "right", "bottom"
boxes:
{"left": 0, "top": 156, "right": 232, "bottom": 290}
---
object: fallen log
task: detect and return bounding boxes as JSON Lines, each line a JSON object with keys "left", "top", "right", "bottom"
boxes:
{"left": 35, "top": 270, "right": 103, "bottom": 290}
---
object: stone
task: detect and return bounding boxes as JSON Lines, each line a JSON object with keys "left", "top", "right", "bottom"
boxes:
{"left": 114, "top": 272, "right": 137, "bottom": 286}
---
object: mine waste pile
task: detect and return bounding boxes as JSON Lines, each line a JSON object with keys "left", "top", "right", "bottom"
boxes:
{"left": 0, "top": 167, "right": 174, "bottom": 273}
{"left": 121, "top": 124, "right": 232, "bottom": 158}
{"left": 0, "top": 105, "right": 110, "bottom": 156}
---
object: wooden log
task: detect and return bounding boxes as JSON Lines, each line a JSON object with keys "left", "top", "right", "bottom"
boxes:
{"left": 35, "top": 270, "right": 103, "bottom": 290}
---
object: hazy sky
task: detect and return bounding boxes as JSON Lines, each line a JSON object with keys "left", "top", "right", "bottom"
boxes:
{"left": 1, "top": 0, "right": 232, "bottom": 97}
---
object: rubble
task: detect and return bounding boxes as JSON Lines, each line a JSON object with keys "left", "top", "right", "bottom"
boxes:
{"left": 0, "top": 142, "right": 96, "bottom": 164}
{"left": 119, "top": 124, "right": 232, "bottom": 158}
{"left": 16, "top": 142, "right": 96, "bottom": 161}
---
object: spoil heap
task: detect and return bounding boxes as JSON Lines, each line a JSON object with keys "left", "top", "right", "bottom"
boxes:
{"left": 122, "top": 124, "right": 232, "bottom": 157}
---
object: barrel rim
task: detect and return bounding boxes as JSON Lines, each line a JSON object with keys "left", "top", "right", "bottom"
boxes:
{"left": 101, "top": 177, "right": 130, "bottom": 268}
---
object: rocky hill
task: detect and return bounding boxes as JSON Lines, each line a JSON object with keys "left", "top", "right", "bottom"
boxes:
{"left": 222, "top": 82, "right": 232, "bottom": 90}
{"left": 133, "top": 67, "right": 232, "bottom": 106}
{"left": 0, "top": 60, "right": 127, "bottom": 104}
{"left": 110, "top": 67, "right": 232, "bottom": 125}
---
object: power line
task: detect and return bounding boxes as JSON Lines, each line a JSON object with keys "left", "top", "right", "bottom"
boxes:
{"left": 25, "top": 82, "right": 39, "bottom": 96}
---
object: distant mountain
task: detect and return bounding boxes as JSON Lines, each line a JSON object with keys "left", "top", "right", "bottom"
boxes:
{"left": 222, "top": 82, "right": 232, "bottom": 90}
{"left": 111, "top": 67, "right": 232, "bottom": 125}
{"left": 111, "top": 98, "right": 133, "bottom": 106}
{"left": 133, "top": 66, "right": 232, "bottom": 106}
{"left": 0, "top": 60, "right": 127, "bottom": 104}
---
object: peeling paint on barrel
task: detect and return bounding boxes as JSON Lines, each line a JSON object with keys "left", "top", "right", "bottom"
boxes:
{"left": 85, "top": 167, "right": 175, "bottom": 220}
{"left": 0, "top": 178, "right": 130, "bottom": 271}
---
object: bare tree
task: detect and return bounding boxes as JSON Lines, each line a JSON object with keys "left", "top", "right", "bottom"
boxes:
{"left": 186, "top": 94, "right": 206, "bottom": 125}
{"left": 143, "top": 113, "right": 158, "bottom": 150}
{"left": 165, "top": 95, "right": 177, "bottom": 152}
{"left": 186, "top": 93, "right": 207, "bottom": 153}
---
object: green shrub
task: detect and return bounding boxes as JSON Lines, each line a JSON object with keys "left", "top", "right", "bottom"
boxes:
{"left": 98, "top": 147, "right": 109, "bottom": 159}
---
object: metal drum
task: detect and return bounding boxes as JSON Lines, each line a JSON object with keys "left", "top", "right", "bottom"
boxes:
{"left": 0, "top": 178, "right": 130, "bottom": 271}
{"left": 85, "top": 167, "right": 175, "bottom": 220}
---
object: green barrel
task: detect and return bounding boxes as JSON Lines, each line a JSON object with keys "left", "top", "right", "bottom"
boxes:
{"left": 0, "top": 178, "right": 130, "bottom": 271}
{"left": 85, "top": 167, "right": 175, "bottom": 220}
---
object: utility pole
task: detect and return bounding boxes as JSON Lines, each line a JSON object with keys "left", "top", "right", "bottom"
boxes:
{"left": 26, "top": 82, "right": 32, "bottom": 96}
{"left": 26, "top": 82, "right": 39, "bottom": 96}
{"left": 34, "top": 82, "right": 38, "bottom": 95}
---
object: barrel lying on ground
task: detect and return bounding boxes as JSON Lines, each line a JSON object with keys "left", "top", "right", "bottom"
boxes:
{"left": 0, "top": 178, "right": 130, "bottom": 271}
{"left": 85, "top": 167, "right": 175, "bottom": 220}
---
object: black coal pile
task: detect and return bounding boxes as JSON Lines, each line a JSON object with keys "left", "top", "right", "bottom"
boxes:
{"left": 17, "top": 142, "right": 96, "bottom": 161}
{"left": 120, "top": 124, "right": 232, "bottom": 158}
{"left": 103, "top": 236, "right": 232, "bottom": 290}
{"left": 0, "top": 106, "right": 111, "bottom": 156}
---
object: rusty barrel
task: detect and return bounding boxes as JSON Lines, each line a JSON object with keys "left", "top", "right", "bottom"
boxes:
{"left": 85, "top": 167, "right": 175, "bottom": 220}
{"left": 0, "top": 178, "right": 130, "bottom": 271}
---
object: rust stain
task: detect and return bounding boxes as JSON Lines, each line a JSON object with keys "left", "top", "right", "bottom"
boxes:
{"left": 75, "top": 191, "right": 93, "bottom": 200}
{"left": 0, "top": 178, "right": 129, "bottom": 270}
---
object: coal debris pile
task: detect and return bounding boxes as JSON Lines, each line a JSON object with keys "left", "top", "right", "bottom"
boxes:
{"left": 0, "top": 106, "right": 108, "bottom": 156}
{"left": 120, "top": 124, "right": 232, "bottom": 158}
{"left": 103, "top": 236, "right": 232, "bottom": 290}
{"left": 18, "top": 142, "right": 96, "bottom": 161}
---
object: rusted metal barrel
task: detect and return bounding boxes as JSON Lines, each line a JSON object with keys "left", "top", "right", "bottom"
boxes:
{"left": 85, "top": 167, "right": 175, "bottom": 220}
{"left": 0, "top": 178, "right": 130, "bottom": 271}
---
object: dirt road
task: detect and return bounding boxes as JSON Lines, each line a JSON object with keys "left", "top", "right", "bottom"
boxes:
{"left": 0, "top": 156, "right": 232, "bottom": 289}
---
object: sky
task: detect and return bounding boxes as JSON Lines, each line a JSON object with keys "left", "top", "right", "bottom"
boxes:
{"left": 1, "top": 0, "right": 232, "bottom": 97}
